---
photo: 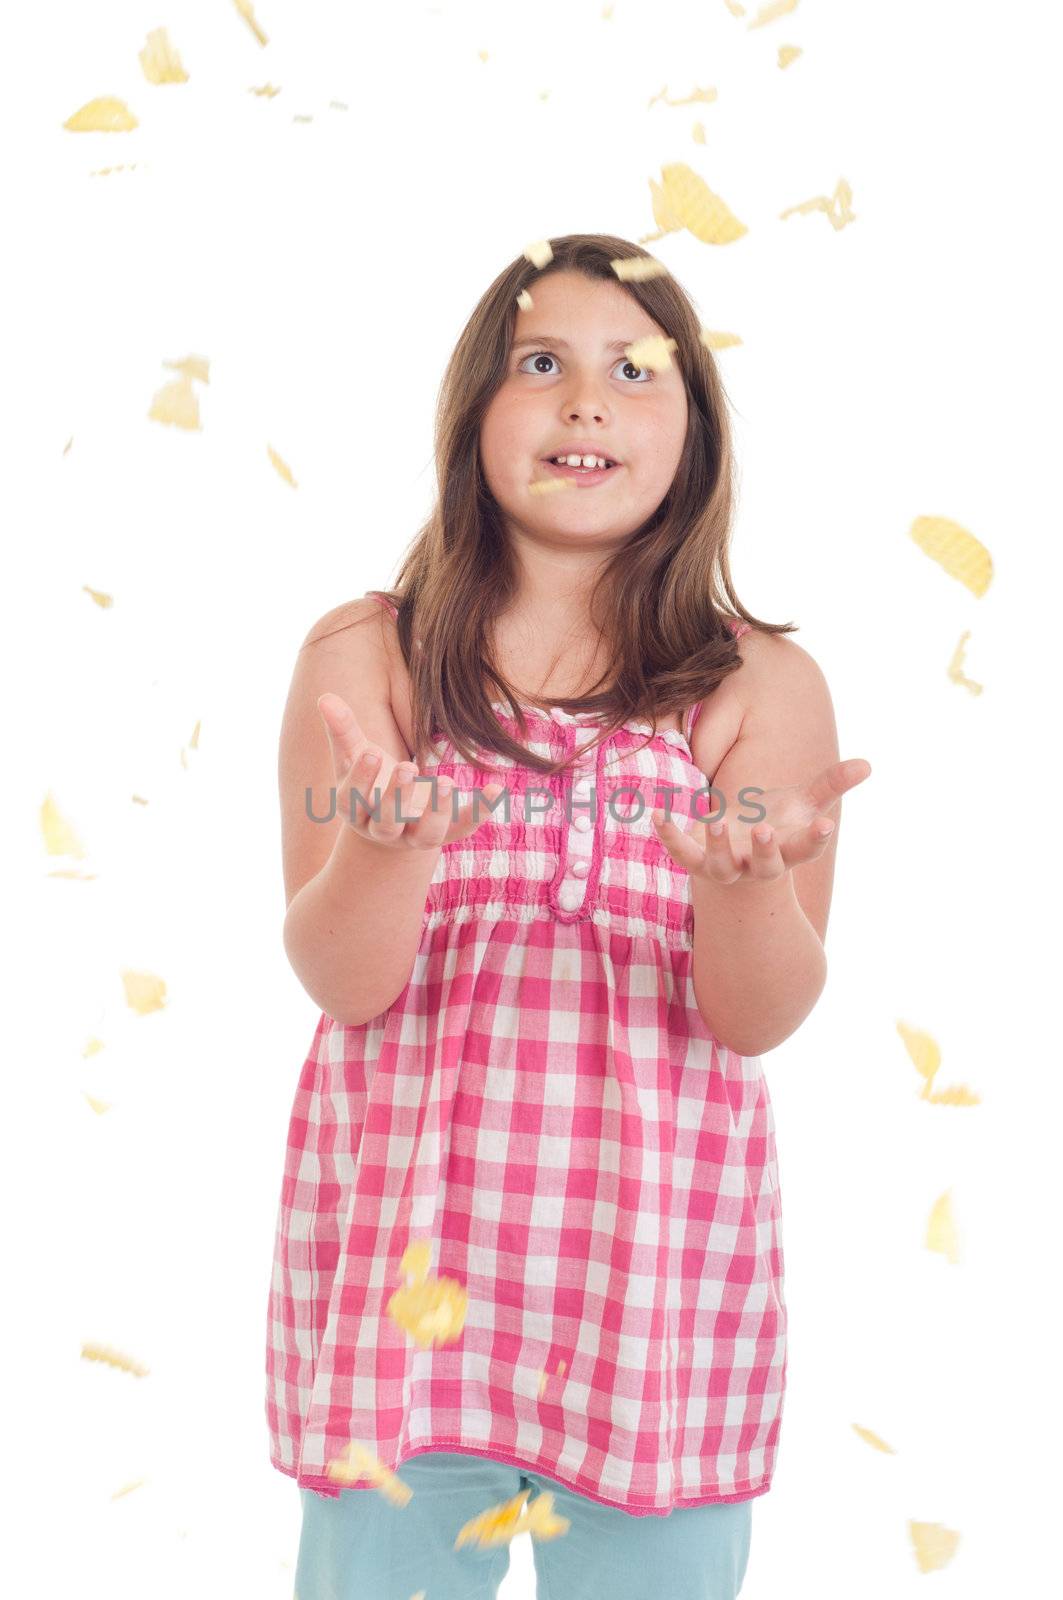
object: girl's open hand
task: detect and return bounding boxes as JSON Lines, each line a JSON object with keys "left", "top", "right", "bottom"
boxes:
{"left": 317, "top": 693, "right": 504, "bottom": 852}
{"left": 651, "top": 758, "right": 871, "bottom": 886}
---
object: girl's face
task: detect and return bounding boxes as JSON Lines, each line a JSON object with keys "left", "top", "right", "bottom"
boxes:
{"left": 479, "top": 269, "right": 689, "bottom": 552}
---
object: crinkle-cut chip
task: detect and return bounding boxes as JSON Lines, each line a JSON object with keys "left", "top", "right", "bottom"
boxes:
{"left": 780, "top": 177, "right": 856, "bottom": 232}
{"left": 386, "top": 1271, "right": 468, "bottom": 1347}
{"left": 516, "top": 289, "right": 534, "bottom": 310}
{"left": 138, "top": 27, "right": 188, "bottom": 84}
{"left": 625, "top": 335, "right": 678, "bottom": 372}
{"left": 692, "top": 121, "right": 706, "bottom": 143}
{"left": 81, "top": 1341, "right": 150, "bottom": 1377}
{"left": 722, "top": 0, "right": 745, "bottom": 15}
{"left": 400, "top": 1237, "right": 433, "bottom": 1284}
{"left": 64, "top": 97, "right": 138, "bottom": 132}
{"left": 40, "top": 793, "right": 85, "bottom": 858}
{"left": 83, "top": 1037, "right": 106, "bottom": 1058}
{"left": 528, "top": 475, "right": 575, "bottom": 495}
{"left": 327, "top": 1442, "right": 414, "bottom": 1504}
{"left": 249, "top": 83, "right": 281, "bottom": 97}
{"left": 233, "top": 0, "right": 269, "bottom": 47}
{"left": 648, "top": 178, "right": 684, "bottom": 237}
{"left": 121, "top": 968, "right": 168, "bottom": 1016}
{"left": 778, "top": 45, "right": 803, "bottom": 67}
{"left": 748, "top": 0, "right": 799, "bottom": 27}
{"left": 699, "top": 327, "right": 742, "bottom": 349}
{"left": 925, "top": 1189, "right": 961, "bottom": 1265}
{"left": 268, "top": 445, "right": 298, "bottom": 486}
{"left": 83, "top": 1093, "right": 112, "bottom": 1115}
{"left": 611, "top": 254, "right": 669, "bottom": 281}
{"left": 650, "top": 84, "right": 718, "bottom": 108}
{"left": 946, "top": 630, "right": 983, "bottom": 696}
{"left": 909, "top": 515, "right": 993, "bottom": 598}
{"left": 522, "top": 1490, "right": 570, "bottom": 1542}
{"left": 148, "top": 376, "right": 201, "bottom": 431}
{"left": 850, "top": 1424, "right": 897, "bottom": 1455}
{"left": 524, "top": 239, "right": 554, "bottom": 269}
{"left": 896, "top": 1021, "right": 941, "bottom": 1089}
{"left": 82, "top": 584, "right": 113, "bottom": 608}
{"left": 659, "top": 163, "right": 748, "bottom": 244}
{"left": 909, "top": 1521, "right": 962, "bottom": 1575}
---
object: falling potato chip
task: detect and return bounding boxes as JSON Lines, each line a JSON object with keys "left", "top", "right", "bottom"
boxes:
{"left": 748, "top": 0, "right": 800, "bottom": 26}
{"left": 946, "top": 630, "right": 983, "bottom": 696}
{"left": 83, "top": 1093, "right": 113, "bottom": 1115}
{"left": 63, "top": 97, "right": 138, "bottom": 133}
{"left": 524, "top": 240, "right": 553, "bottom": 269}
{"left": 624, "top": 335, "right": 678, "bottom": 372}
{"left": 455, "top": 1488, "right": 570, "bottom": 1550}
{"left": 778, "top": 45, "right": 803, "bottom": 67}
{"left": 81, "top": 1341, "right": 150, "bottom": 1377}
{"left": 925, "top": 1189, "right": 961, "bottom": 1265}
{"left": 692, "top": 122, "right": 706, "bottom": 143}
{"left": 722, "top": 0, "right": 745, "bottom": 16}
{"left": 909, "top": 516, "right": 992, "bottom": 598}
{"left": 82, "top": 585, "right": 114, "bottom": 608}
{"left": 40, "top": 793, "right": 85, "bottom": 858}
{"left": 121, "top": 969, "right": 168, "bottom": 1016}
{"left": 232, "top": 0, "right": 269, "bottom": 47}
{"left": 528, "top": 475, "right": 575, "bottom": 495}
{"left": 896, "top": 1021, "right": 941, "bottom": 1089}
{"left": 658, "top": 164, "right": 748, "bottom": 245}
{"left": 648, "top": 84, "right": 718, "bottom": 108}
{"left": 909, "top": 1520, "right": 961, "bottom": 1574}
{"left": 400, "top": 1237, "right": 434, "bottom": 1283}
{"left": 268, "top": 445, "right": 298, "bottom": 487}
{"left": 326, "top": 1442, "right": 414, "bottom": 1504}
{"left": 387, "top": 1267, "right": 468, "bottom": 1348}
{"left": 516, "top": 289, "right": 534, "bottom": 310}
{"left": 699, "top": 328, "right": 742, "bottom": 350}
{"left": 138, "top": 27, "right": 188, "bottom": 84}
{"left": 148, "top": 375, "right": 201, "bottom": 432}
{"left": 249, "top": 84, "right": 281, "bottom": 98}
{"left": 643, "top": 178, "right": 685, "bottom": 242}
{"left": 850, "top": 1424, "right": 897, "bottom": 1454}
{"left": 478, "top": 49, "right": 489, "bottom": 62}
{"left": 780, "top": 177, "right": 856, "bottom": 232}
{"left": 111, "top": 1479, "right": 148, "bottom": 1499}
{"left": 83, "top": 1037, "right": 106, "bottom": 1058}
{"left": 611, "top": 254, "right": 670, "bottom": 281}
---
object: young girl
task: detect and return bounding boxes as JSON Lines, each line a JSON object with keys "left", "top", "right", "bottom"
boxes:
{"left": 266, "top": 233, "right": 870, "bottom": 1600}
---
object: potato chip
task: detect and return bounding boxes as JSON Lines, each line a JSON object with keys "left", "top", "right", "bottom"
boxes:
{"left": 528, "top": 475, "right": 575, "bottom": 495}
{"left": 722, "top": 0, "right": 745, "bottom": 15}
{"left": 649, "top": 84, "right": 718, "bottom": 108}
{"left": 82, "top": 584, "right": 113, "bottom": 608}
{"left": 63, "top": 97, "right": 138, "bottom": 133}
{"left": 611, "top": 255, "right": 670, "bottom": 282}
{"left": 249, "top": 84, "right": 281, "bottom": 97}
{"left": 400, "top": 1237, "right": 434, "bottom": 1283}
{"left": 268, "top": 445, "right": 298, "bottom": 487}
{"left": 895, "top": 1021, "right": 940, "bottom": 1089}
{"left": 40, "top": 793, "right": 85, "bottom": 858}
{"left": 909, "top": 515, "right": 993, "bottom": 597}
{"left": 850, "top": 1424, "right": 897, "bottom": 1454}
{"left": 478, "top": 49, "right": 489, "bottom": 62}
{"left": 946, "top": 630, "right": 983, "bottom": 696}
{"left": 386, "top": 1269, "right": 468, "bottom": 1347}
{"left": 644, "top": 178, "right": 684, "bottom": 241}
{"left": 122, "top": 969, "right": 168, "bottom": 1016}
{"left": 83, "top": 1093, "right": 112, "bottom": 1115}
{"left": 748, "top": 0, "right": 799, "bottom": 26}
{"left": 699, "top": 328, "right": 742, "bottom": 349}
{"left": 81, "top": 1341, "right": 150, "bottom": 1377}
{"left": 326, "top": 1441, "right": 414, "bottom": 1504}
{"left": 524, "top": 240, "right": 554, "bottom": 269}
{"left": 780, "top": 178, "right": 856, "bottom": 232}
{"left": 658, "top": 164, "right": 748, "bottom": 244}
{"left": 232, "top": 0, "right": 269, "bottom": 47}
{"left": 148, "top": 375, "right": 201, "bottom": 431}
{"left": 778, "top": 45, "right": 803, "bottom": 67}
{"left": 625, "top": 335, "right": 678, "bottom": 372}
{"left": 925, "top": 1189, "right": 961, "bottom": 1265}
{"left": 692, "top": 121, "right": 706, "bottom": 143}
{"left": 516, "top": 289, "right": 534, "bottom": 310}
{"left": 909, "top": 1520, "right": 962, "bottom": 1574}
{"left": 138, "top": 27, "right": 188, "bottom": 84}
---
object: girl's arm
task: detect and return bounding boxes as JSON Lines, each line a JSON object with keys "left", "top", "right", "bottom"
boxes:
{"left": 689, "top": 633, "right": 842, "bottom": 1055}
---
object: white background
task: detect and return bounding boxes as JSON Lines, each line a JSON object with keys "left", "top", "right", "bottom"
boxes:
{"left": 3, "top": 0, "right": 1061, "bottom": 1595}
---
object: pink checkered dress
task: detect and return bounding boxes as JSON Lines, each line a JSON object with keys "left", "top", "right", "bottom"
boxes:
{"left": 264, "top": 592, "right": 787, "bottom": 1515}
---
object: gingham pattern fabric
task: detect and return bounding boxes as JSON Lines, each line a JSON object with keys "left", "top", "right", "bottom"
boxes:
{"left": 264, "top": 595, "right": 786, "bottom": 1516}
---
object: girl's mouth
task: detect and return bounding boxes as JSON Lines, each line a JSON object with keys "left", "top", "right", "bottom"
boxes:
{"left": 539, "top": 458, "right": 621, "bottom": 487}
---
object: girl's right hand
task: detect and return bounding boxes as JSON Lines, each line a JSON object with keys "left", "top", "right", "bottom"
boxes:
{"left": 317, "top": 693, "right": 505, "bottom": 851}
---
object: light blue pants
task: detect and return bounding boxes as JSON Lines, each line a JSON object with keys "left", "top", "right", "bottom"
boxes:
{"left": 295, "top": 1450, "right": 753, "bottom": 1600}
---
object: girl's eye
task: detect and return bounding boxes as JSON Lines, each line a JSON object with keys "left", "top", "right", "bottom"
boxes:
{"left": 515, "top": 351, "right": 653, "bottom": 383}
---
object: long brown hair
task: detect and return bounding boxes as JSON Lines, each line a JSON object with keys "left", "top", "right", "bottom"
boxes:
{"left": 350, "top": 233, "right": 795, "bottom": 777}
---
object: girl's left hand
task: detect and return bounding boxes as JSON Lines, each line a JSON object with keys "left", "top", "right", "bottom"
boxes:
{"left": 651, "top": 758, "right": 871, "bottom": 886}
